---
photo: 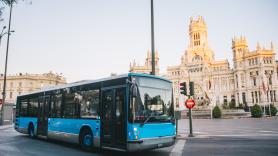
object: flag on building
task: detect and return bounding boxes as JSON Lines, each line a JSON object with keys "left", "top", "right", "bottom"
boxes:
{"left": 208, "top": 80, "right": 211, "bottom": 90}
{"left": 205, "top": 91, "right": 209, "bottom": 100}
{"left": 262, "top": 81, "right": 267, "bottom": 94}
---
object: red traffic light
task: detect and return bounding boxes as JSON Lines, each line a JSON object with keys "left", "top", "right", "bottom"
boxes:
{"left": 180, "top": 82, "right": 187, "bottom": 95}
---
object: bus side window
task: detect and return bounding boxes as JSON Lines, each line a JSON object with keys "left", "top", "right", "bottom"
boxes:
{"left": 51, "top": 94, "right": 62, "bottom": 118}
{"left": 16, "top": 99, "right": 20, "bottom": 117}
{"left": 80, "top": 89, "right": 99, "bottom": 119}
{"left": 29, "top": 97, "right": 39, "bottom": 117}
{"left": 20, "top": 98, "right": 28, "bottom": 117}
{"left": 63, "top": 88, "right": 81, "bottom": 118}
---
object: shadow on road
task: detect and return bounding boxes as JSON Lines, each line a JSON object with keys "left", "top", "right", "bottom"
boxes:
{"left": 15, "top": 134, "right": 169, "bottom": 156}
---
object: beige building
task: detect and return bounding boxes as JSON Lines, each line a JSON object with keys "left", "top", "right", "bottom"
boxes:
{"left": 130, "top": 16, "right": 278, "bottom": 110}
{"left": 130, "top": 50, "right": 160, "bottom": 75}
{"left": 167, "top": 16, "right": 277, "bottom": 109}
{"left": 0, "top": 72, "right": 66, "bottom": 104}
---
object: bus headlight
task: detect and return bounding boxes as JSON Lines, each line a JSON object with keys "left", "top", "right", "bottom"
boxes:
{"left": 133, "top": 127, "right": 140, "bottom": 140}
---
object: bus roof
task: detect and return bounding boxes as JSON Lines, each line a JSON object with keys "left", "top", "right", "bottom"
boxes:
{"left": 18, "top": 73, "right": 171, "bottom": 97}
{"left": 128, "top": 73, "right": 172, "bottom": 83}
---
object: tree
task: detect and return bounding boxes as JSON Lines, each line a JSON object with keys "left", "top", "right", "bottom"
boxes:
{"left": 1, "top": 0, "right": 17, "bottom": 5}
{"left": 251, "top": 104, "right": 262, "bottom": 118}
{"left": 270, "top": 104, "right": 277, "bottom": 116}
{"left": 222, "top": 102, "right": 229, "bottom": 109}
{"left": 238, "top": 103, "right": 243, "bottom": 109}
{"left": 229, "top": 100, "right": 236, "bottom": 109}
{"left": 266, "top": 104, "right": 277, "bottom": 116}
{"left": 0, "top": 0, "right": 17, "bottom": 21}
{"left": 213, "top": 105, "right": 222, "bottom": 118}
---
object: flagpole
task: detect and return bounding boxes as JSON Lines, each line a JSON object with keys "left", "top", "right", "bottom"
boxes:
{"left": 268, "top": 72, "right": 273, "bottom": 116}
{"left": 150, "top": 0, "right": 155, "bottom": 75}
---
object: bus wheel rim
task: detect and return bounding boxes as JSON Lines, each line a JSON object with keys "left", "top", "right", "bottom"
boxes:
{"left": 83, "top": 134, "right": 92, "bottom": 146}
{"left": 30, "top": 127, "right": 34, "bottom": 137}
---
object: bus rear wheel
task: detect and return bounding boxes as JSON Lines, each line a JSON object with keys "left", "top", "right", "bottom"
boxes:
{"left": 28, "top": 123, "right": 35, "bottom": 138}
{"left": 80, "top": 128, "right": 94, "bottom": 151}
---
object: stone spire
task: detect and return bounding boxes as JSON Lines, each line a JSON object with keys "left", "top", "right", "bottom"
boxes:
{"left": 256, "top": 42, "right": 261, "bottom": 50}
{"left": 189, "top": 16, "right": 208, "bottom": 48}
{"left": 271, "top": 41, "right": 274, "bottom": 51}
{"left": 155, "top": 49, "right": 159, "bottom": 58}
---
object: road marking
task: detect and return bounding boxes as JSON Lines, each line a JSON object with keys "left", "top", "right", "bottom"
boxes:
{"left": 195, "top": 133, "right": 278, "bottom": 138}
{"left": 169, "top": 140, "right": 186, "bottom": 156}
{"left": 258, "top": 130, "right": 278, "bottom": 133}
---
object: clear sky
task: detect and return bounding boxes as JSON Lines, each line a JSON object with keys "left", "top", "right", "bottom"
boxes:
{"left": 0, "top": 0, "right": 277, "bottom": 82}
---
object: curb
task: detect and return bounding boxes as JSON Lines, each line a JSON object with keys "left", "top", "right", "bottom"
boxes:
{"left": 0, "top": 124, "right": 13, "bottom": 130}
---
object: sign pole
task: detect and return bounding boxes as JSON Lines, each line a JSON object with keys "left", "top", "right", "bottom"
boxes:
{"left": 186, "top": 97, "right": 195, "bottom": 137}
{"left": 181, "top": 81, "right": 195, "bottom": 137}
{"left": 188, "top": 108, "right": 193, "bottom": 137}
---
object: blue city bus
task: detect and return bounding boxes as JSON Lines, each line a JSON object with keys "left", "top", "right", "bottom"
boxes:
{"left": 14, "top": 73, "right": 176, "bottom": 151}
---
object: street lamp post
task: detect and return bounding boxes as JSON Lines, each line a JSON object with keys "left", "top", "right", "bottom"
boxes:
{"left": 0, "top": 26, "right": 7, "bottom": 47}
{"left": 1, "top": 0, "right": 13, "bottom": 125}
{"left": 0, "top": 27, "right": 14, "bottom": 47}
{"left": 150, "top": 0, "right": 155, "bottom": 75}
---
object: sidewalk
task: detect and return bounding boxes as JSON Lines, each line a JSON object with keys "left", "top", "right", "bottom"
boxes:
{"left": 0, "top": 124, "right": 13, "bottom": 130}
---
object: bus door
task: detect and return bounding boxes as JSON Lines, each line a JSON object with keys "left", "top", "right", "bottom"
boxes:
{"left": 37, "top": 95, "right": 50, "bottom": 136}
{"left": 101, "top": 87, "right": 126, "bottom": 148}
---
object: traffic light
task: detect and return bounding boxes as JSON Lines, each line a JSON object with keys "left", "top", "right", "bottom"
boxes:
{"left": 180, "top": 82, "right": 187, "bottom": 95}
{"left": 189, "top": 82, "right": 194, "bottom": 96}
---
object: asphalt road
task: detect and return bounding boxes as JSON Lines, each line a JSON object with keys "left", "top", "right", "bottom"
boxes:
{"left": 0, "top": 117, "right": 278, "bottom": 156}
{"left": 178, "top": 117, "right": 278, "bottom": 156}
{"left": 0, "top": 126, "right": 172, "bottom": 156}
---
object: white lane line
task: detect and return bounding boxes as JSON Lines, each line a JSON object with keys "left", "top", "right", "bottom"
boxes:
{"left": 169, "top": 140, "right": 186, "bottom": 156}
{"left": 195, "top": 133, "right": 278, "bottom": 137}
{"left": 258, "top": 130, "right": 278, "bottom": 133}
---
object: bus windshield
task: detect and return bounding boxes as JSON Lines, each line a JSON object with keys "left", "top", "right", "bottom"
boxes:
{"left": 130, "top": 76, "right": 173, "bottom": 123}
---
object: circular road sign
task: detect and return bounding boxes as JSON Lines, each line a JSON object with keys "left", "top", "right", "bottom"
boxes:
{"left": 185, "top": 99, "right": 195, "bottom": 109}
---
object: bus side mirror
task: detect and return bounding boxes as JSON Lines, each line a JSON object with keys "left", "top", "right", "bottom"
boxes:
{"left": 131, "top": 84, "right": 138, "bottom": 98}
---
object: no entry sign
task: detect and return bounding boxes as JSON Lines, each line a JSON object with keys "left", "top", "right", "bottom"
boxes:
{"left": 185, "top": 99, "right": 195, "bottom": 109}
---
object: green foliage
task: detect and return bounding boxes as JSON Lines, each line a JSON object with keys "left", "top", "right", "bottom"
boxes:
{"left": 243, "top": 103, "right": 250, "bottom": 112}
{"left": 222, "top": 102, "right": 229, "bottom": 109}
{"left": 1, "top": 0, "right": 17, "bottom": 5}
{"left": 251, "top": 104, "right": 262, "bottom": 118}
{"left": 229, "top": 100, "right": 236, "bottom": 109}
{"left": 213, "top": 105, "right": 222, "bottom": 118}
{"left": 270, "top": 104, "right": 277, "bottom": 116}
{"left": 0, "top": 0, "right": 18, "bottom": 21}
{"left": 266, "top": 104, "right": 277, "bottom": 116}
{"left": 238, "top": 103, "right": 243, "bottom": 109}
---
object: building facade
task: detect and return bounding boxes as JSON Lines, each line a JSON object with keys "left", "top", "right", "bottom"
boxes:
{"left": 166, "top": 16, "right": 278, "bottom": 109}
{"left": 0, "top": 72, "right": 66, "bottom": 104}
{"left": 130, "top": 50, "right": 160, "bottom": 75}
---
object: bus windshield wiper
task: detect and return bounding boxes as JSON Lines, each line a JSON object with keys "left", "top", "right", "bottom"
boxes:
{"left": 140, "top": 115, "right": 154, "bottom": 127}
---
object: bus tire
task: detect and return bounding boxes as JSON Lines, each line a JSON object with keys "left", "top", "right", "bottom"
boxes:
{"left": 80, "top": 128, "right": 94, "bottom": 151}
{"left": 28, "top": 123, "right": 35, "bottom": 138}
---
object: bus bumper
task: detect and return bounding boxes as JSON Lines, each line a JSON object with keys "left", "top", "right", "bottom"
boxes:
{"left": 126, "top": 136, "right": 176, "bottom": 152}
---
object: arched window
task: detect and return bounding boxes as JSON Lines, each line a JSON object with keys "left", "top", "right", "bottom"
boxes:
{"left": 192, "top": 55, "right": 203, "bottom": 62}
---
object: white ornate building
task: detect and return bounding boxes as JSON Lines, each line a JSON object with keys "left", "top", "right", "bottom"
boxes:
{"left": 129, "top": 16, "right": 278, "bottom": 110}
{"left": 0, "top": 72, "right": 66, "bottom": 104}
{"left": 130, "top": 50, "right": 159, "bottom": 75}
{"left": 166, "top": 16, "right": 278, "bottom": 109}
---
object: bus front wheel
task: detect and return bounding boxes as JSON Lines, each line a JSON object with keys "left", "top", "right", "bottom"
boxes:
{"left": 80, "top": 128, "right": 94, "bottom": 151}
